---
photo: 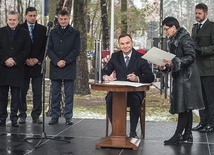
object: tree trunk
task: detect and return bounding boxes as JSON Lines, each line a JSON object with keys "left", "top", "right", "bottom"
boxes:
{"left": 49, "top": 0, "right": 58, "bottom": 23}
{"left": 73, "top": 0, "right": 90, "bottom": 95}
{"left": 17, "top": 0, "right": 24, "bottom": 23}
{"left": 121, "top": 0, "right": 127, "bottom": 34}
{"left": 54, "top": 0, "right": 72, "bottom": 25}
{"left": 100, "top": 0, "right": 109, "bottom": 50}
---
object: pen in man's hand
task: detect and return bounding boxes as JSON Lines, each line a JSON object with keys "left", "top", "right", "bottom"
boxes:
{"left": 127, "top": 72, "right": 135, "bottom": 79}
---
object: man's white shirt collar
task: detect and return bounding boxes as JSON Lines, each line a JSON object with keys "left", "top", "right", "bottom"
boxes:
{"left": 198, "top": 18, "right": 207, "bottom": 27}
{"left": 123, "top": 51, "right": 132, "bottom": 59}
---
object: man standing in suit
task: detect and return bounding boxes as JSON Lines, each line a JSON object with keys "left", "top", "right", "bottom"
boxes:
{"left": 191, "top": 3, "right": 214, "bottom": 132}
{"left": 0, "top": 11, "right": 31, "bottom": 127}
{"left": 18, "top": 7, "right": 47, "bottom": 124}
{"left": 47, "top": 10, "right": 81, "bottom": 125}
{"left": 102, "top": 34, "right": 154, "bottom": 138}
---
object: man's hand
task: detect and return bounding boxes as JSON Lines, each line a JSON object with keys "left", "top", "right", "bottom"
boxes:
{"left": 31, "top": 58, "right": 39, "bottom": 65}
{"left": 103, "top": 75, "right": 116, "bottom": 82}
{"left": 195, "top": 45, "right": 201, "bottom": 55}
{"left": 26, "top": 58, "right": 40, "bottom": 66}
{"left": 25, "top": 59, "right": 34, "bottom": 66}
{"left": 127, "top": 73, "right": 139, "bottom": 82}
{"left": 5, "top": 58, "right": 15, "bottom": 67}
{"left": 57, "top": 60, "right": 66, "bottom": 68}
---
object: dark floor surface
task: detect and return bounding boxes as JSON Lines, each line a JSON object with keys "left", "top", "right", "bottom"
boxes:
{"left": 0, "top": 117, "right": 213, "bottom": 155}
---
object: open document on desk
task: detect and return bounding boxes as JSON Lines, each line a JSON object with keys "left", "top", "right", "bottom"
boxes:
{"left": 104, "top": 81, "right": 151, "bottom": 87}
{"left": 142, "top": 47, "right": 175, "bottom": 66}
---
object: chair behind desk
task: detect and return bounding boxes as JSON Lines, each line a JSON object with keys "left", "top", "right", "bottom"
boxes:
{"left": 105, "top": 92, "right": 146, "bottom": 138}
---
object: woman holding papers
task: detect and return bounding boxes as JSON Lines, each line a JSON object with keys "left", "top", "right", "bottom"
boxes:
{"left": 160, "top": 17, "right": 204, "bottom": 145}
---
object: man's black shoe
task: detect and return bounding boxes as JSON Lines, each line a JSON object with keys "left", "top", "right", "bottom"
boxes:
{"left": 32, "top": 118, "right": 42, "bottom": 124}
{"left": 129, "top": 131, "right": 138, "bottom": 138}
{"left": 48, "top": 118, "right": 58, "bottom": 125}
{"left": 0, "top": 120, "right": 6, "bottom": 126}
{"left": 182, "top": 133, "right": 193, "bottom": 142}
{"left": 12, "top": 121, "right": 19, "bottom": 127}
{"left": 66, "top": 119, "right": 73, "bottom": 125}
{"left": 18, "top": 118, "right": 26, "bottom": 124}
{"left": 200, "top": 125, "right": 214, "bottom": 133}
{"left": 192, "top": 124, "right": 206, "bottom": 131}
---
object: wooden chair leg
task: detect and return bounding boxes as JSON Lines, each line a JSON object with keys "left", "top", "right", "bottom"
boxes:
{"left": 106, "top": 111, "right": 109, "bottom": 137}
{"left": 140, "top": 99, "right": 146, "bottom": 138}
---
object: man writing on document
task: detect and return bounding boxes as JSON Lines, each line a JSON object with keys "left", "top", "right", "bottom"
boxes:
{"left": 102, "top": 34, "right": 154, "bottom": 138}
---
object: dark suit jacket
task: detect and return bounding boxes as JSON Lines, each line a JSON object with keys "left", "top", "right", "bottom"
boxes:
{"left": 0, "top": 25, "right": 31, "bottom": 87}
{"left": 102, "top": 49, "right": 154, "bottom": 99}
{"left": 20, "top": 21, "right": 47, "bottom": 78}
{"left": 192, "top": 19, "right": 214, "bottom": 76}
{"left": 47, "top": 25, "right": 81, "bottom": 80}
{"left": 102, "top": 49, "right": 154, "bottom": 82}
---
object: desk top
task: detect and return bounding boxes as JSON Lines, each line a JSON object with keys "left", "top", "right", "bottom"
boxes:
{"left": 91, "top": 82, "right": 151, "bottom": 92}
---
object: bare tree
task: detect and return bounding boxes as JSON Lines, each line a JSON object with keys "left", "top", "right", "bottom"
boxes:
{"left": 73, "top": 0, "right": 90, "bottom": 95}
{"left": 54, "top": 0, "right": 72, "bottom": 26}
{"left": 89, "top": 1, "right": 99, "bottom": 42}
{"left": 17, "top": 0, "right": 24, "bottom": 23}
{"left": 4, "top": 0, "right": 7, "bottom": 24}
{"left": 121, "top": 0, "right": 127, "bottom": 34}
{"left": 100, "top": 0, "right": 109, "bottom": 50}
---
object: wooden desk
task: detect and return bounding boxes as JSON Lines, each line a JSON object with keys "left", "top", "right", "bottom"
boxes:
{"left": 91, "top": 83, "right": 151, "bottom": 150}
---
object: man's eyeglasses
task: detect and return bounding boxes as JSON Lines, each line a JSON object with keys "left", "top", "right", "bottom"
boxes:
{"left": 163, "top": 27, "right": 172, "bottom": 32}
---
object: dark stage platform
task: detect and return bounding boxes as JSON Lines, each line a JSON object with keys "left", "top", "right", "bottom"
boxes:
{"left": 0, "top": 117, "right": 213, "bottom": 155}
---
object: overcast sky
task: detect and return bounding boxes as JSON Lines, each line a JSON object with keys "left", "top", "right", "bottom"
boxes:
{"left": 133, "top": 0, "right": 143, "bottom": 8}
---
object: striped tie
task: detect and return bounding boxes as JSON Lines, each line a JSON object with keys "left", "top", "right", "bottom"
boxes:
{"left": 125, "top": 56, "right": 129, "bottom": 67}
{"left": 29, "top": 25, "right": 34, "bottom": 42}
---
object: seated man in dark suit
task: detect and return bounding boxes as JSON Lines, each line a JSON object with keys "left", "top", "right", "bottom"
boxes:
{"left": 102, "top": 34, "right": 154, "bottom": 138}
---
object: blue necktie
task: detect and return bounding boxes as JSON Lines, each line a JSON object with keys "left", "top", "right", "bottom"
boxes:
{"left": 29, "top": 25, "right": 34, "bottom": 42}
{"left": 125, "top": 56, "right": 129, "bottom": 67}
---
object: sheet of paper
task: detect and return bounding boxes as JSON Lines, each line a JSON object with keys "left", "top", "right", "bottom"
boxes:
{"left": 142, "top": 47, "right": 176, "bottom": 66}
{"left": 104, "top": 81, "right": 151, "bottom": 87}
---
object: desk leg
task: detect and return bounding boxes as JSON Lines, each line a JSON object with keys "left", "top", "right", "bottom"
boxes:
{"left": 96, "top": 92, "right": 141, "bottom": 150}
{"left": 112, "top": 92, "right": 127, "bottom": 136}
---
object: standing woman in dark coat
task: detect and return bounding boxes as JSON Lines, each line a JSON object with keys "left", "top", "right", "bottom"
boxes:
{"left": 159, "top": 17, "right": 204, "bottom": 145}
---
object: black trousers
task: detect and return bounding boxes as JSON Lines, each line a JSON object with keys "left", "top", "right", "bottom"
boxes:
{"left": 199, "top": 76, "right": 214, "bottom": 126}
{"left": 19, "top": 77, "right": 42, "bottom": 119}
{"left": 106, "top": 92, "right": 144, "bottom": 132}
{"left": 0, "top": 85, "right": 21, "bottom": 122}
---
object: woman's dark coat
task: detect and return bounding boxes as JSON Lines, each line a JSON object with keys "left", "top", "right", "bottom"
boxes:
{"left": 168, "top": 27, "right": 204, "bottom": 114}
{"left": 47, "top": 25, "right": 80, "bottom": 80}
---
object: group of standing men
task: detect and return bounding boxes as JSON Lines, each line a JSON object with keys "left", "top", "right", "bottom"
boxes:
{"left": 0, "top": 7, "right": 80, "bottom": 127}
